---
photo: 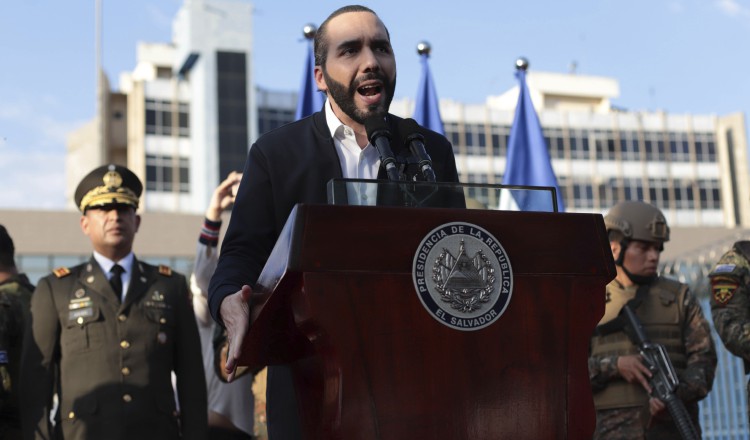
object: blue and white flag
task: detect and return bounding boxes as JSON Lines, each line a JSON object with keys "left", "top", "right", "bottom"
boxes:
{"left": 294, "top": 40, "right": 324, "bottom": 120}
{"left": 413, "top": 52, "right": 444, "bottom": 135}
{"left": 500, "top": 69, "right": 565, "bottom": 212}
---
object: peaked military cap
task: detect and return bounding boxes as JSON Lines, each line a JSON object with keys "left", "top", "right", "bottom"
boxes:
{"left": 74, "top": 164, "right": 143, "bottom": 212}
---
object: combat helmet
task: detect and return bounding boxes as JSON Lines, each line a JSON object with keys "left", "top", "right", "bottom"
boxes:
{"left": 604, "top": 201, "right": 669, "bottom": 245}
{"left": 604, "top": 201, "right": 669, "bottom": 276}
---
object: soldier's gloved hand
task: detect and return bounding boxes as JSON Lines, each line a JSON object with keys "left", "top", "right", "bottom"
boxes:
{"left": 616, "top": 354, "right": 653, "bottom": 393}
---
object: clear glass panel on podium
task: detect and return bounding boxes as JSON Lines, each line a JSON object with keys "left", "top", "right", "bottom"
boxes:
{"left": 326, "top": 178, "right": 560, "bottom": 212}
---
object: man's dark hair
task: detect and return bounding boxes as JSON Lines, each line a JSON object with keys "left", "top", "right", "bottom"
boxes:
{"left": 0, "top": 224, "right": 16, "bottom": 270}
{"left": 314, "top": 5, "right": 390, "bottom": 68}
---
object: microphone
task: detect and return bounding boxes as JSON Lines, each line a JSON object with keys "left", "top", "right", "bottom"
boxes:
{"left": 399, "top": 118, "right": 436, "bottom": 182}
{"left": 365, "top": 115, "right": 401, "bottom": 181}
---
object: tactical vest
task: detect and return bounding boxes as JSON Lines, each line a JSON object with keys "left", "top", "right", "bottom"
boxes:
{"left": 591, "top": 277, "right": 688, "bottom": 410}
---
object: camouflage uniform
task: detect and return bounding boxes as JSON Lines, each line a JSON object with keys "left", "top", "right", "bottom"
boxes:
{"left": 0, "top": 274, "right": 34, "bottom": 439}
{"left": 709, "top": 241, "right": 750, "bottom": 423}
{"left": 589, "top": 279, "right": 717, "bottom": 439}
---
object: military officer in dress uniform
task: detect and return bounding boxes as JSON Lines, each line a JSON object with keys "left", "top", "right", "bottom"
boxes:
{"left": 589, "top": 201, "right": 716, "bottom": 439}
{"left": 20, "top": 164, "right": 207, "bottom": 440}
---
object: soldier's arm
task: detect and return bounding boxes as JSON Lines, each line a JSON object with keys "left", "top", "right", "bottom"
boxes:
{"left": 19, "top": 277, "right": 59, "bottom": 439}
{"left": 172, "top": 274, "right": 209, "bottom": 439}
{"left": 588, "top": 353, "right": 620, "bottom": 392}
{"left": 677, "top": 290, "right": 717, "bottom": 403}
{"left": 711, "top": 282, "right": 750, "bottom": 360}
{"left": 710, "top": 251, "right": 750, "bottom": 361}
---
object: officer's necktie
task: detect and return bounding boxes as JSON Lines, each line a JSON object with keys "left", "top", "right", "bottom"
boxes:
{"left": 110, "top": 264, "right": 125, "bottom": 301}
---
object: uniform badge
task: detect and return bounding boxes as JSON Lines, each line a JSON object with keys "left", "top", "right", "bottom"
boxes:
{"left": 412, "top": 222, "right": 513, "bottom": 331}
{"left": 53, "top": 267, "right": 71, "bottom": 278}
{"left": 158, "top": 265, "right": 172, "bottom": 276}
{"left": 75, "top": 288, "right": 86, "bottom": 298}
{"left": 103, "top": 170, "right": 123, "bottom": 188}
{"left": 712, "top": 276, "right": 739, "bottom": 305}
{"left": 714, "top": 264, "right": 736, "bottom": 274}
{"left": 152, "top": 291, "right": 164, "bottom": 302}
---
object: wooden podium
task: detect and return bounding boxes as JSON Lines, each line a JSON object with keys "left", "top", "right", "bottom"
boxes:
{"left": 240, "top": 204, "right": 614, "bottom": 439}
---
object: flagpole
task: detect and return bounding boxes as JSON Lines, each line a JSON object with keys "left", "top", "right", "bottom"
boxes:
{"left": 500, "top": 57, "right": 565, "bottom": 212}
{"left": 294, "top": 24, "right": 323, "bottom": 121}
{"left": 413, "top": 41, "right": 445, "bottom": 135}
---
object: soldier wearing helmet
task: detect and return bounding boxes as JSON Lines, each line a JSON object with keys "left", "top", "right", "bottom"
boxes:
{"left": 589, "top": 201, "right": 716, "bottom": 439}
{"left": 709, "top": 240, "right": 750, "bottom": 424}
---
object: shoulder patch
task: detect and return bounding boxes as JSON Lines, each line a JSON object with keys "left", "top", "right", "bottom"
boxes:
{"left": 711, "top": 276, "right": 739, "bottom": 306}
{"left": 714, "top": 264, "right": 736, "bottom": 274}
{"left": 158, "top": 265, "right": 172, "bottom": 277}
{"left": 53, "top": 267, "right": 71, "bottom": 278}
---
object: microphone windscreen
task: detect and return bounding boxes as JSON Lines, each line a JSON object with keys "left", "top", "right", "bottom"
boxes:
{"left": 365, "top": 115, "right": 390, "bottom": 142}
{"left": 399, "top": 118, "right": 425, "bottom": 144}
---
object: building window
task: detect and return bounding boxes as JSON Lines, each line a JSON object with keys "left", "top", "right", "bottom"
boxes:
{"left": 571, "top": 180, "right": 593, "bottom": 209}
{"left": 644, "top": 132, "right": 666, "bottom": 161}
{"left": 489, "top": 124, "right": 510, "bottom": 157}
{"left": 670, "top": 179, "right": 698, "bottom": 210}
{"left": 669, "top": 132, "right": 691, "bottom": 162}
{"left": 445, "top": 122, "right": 461, "bottom": 152}
{"left": 695, "top": 133, "right": 717, "bottom": 162}
{"left": 620, "top": 131, "right": 640, "bottom": 161}
{"left": 258, "top": 107, "right": 294, "bottom": 135}
{"left": 570, "top": 129, "right": 590, "bottom": 160}
{"left": 594, "top": 130, "right": 616, "bottom": 161}
{"left": 217, "top": 51, "right": 250, "bottom": 181}
{"left": 465, "top": 123, "right": 485, "bottom": 156}
{"left": 622, "top": 178, "right": 644, "bottom": 201}
{"left": 698, "top": 179, "right": 721, "bottom": 210}
{"left": 145, "top": 99, "right": 189, "bottom": 137}
{"left": 597, "top": 179, "right": 619, "bottom": 210}
{"left": 544, "top": 128, "right": 565, "bottom": 159}
{"left": 156, "top": 66, "right": 173, "bottom": 79}
{"left": 648, "top": 178, "right": 670, "bottom": 207}
{"left": 146, "top": 154, "right": 190, "bottom": 193}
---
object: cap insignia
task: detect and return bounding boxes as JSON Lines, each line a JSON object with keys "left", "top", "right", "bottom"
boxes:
{"left": 103, "top": 170, "right": 123, "bottom": 189}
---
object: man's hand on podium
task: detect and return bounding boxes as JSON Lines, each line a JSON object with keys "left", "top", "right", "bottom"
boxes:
{"left": 219, "top": 285, "right": 253, "bottom": 382}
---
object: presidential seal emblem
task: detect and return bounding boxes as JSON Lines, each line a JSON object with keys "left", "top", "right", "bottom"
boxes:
{"left": 413, "top": 222, "right": 512, "bottom": 331}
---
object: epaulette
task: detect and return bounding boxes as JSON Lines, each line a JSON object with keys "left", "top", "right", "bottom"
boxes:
{"left": 53, "top": 267, "right": 71, "bottom": 278}
{"left": 158, "top": 265, "right": 172, "bottom": 277}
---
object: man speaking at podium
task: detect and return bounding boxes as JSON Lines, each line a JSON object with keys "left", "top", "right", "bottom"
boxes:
{"left": 209, "top": 5, "right": 459, "bottom": 438}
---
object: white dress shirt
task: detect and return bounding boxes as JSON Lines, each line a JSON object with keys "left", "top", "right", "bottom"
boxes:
{"left": 324, "top": 99, "right": 381, "bottom": 205}
{"left": 93, "top": 251, "right": 134, "bottom": 302}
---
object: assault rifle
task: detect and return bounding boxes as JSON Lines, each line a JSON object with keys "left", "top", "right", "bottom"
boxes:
{"left": 620, "top": 303, "right": 699, "bottom": 440}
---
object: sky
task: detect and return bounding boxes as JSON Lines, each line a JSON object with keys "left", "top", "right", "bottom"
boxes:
{"left": 1, "top": 0, "right": 749, "bottom": 210}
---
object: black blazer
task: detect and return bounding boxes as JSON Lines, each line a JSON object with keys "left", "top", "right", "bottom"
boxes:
{"left": 209, "top": 110, "right": 459, "bottom": 320}
{"left": 208, "top": 110, "right": 460, "bottom": 439}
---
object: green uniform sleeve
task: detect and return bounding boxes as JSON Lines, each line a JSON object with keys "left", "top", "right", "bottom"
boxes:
{"left": 20, "top": 276, "right": 60, "bottom": 439}
{"left": 677, "top": 290, "right": 717, "bottom": 403}
{"left": 710, "top": 250, "right": 750, "bottom": 363}
{"left": 588, "top": 354, "right": 620, "bottom": 392}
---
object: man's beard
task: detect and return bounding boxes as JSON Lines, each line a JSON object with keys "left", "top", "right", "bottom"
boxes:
{"left": 323, "top": 69, "right": 396, "bottom": 124}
